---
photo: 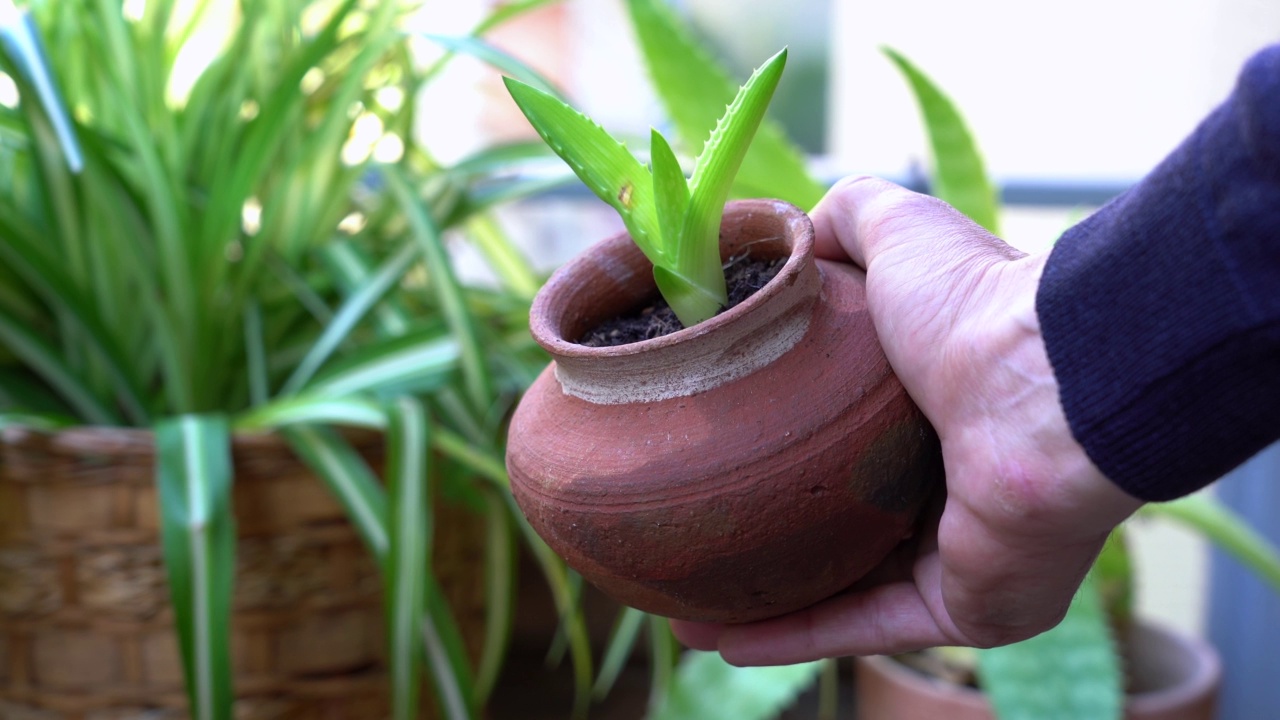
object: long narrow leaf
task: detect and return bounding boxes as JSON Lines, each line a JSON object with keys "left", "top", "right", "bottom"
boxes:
{"left": 505, "top": 498, "right": 594, "bottom": 719}
{"left": 421, "top": 576, "right": 479, "bottom": 720}
{"left": 0, "top": 12, "right": 83, "bottom": 171}
{"left": 281, "top": 240, "right": 419, "bottom": 395}
{"left": 474, "top": 489, "right": 516, "bottom": 702}
{"left": 154, "top": 414, "right": 236, "bottom": 720}
{"left": 284, "top": 425, "right": 388, "bottom": 557}
{"left": 385, "top": 397, "right": 430, "bottom": 720}
{"left": 883, "top": 47, "right": 1000, "bottom": 234}
{"left": 305, "top": 334, "right": 459, "bottom": 399}
{"left": 385, "top": 168, "right": 492, "bottom": 412}
{"left": 0, "top": 309, "right": 118, "bottom": 425}
{"left": 625, "top": 0, "right": 824, "bottom": 210}
{"left": 593, "top": 607, "right": 646, "bottom": 699}
{"left": 235, "top": 395, "right": 387, "bottom": 432}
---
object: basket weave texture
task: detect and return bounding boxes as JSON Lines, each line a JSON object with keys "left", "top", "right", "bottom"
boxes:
{"left": 0, "top": 426, "right": 487, "bottom": 720}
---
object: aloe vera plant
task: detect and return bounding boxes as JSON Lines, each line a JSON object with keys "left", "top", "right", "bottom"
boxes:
{"left": 504, "top": 48, "right": 788, "bottom": 328}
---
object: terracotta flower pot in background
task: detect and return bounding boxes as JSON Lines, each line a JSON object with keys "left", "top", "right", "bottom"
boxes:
{"left": 505, "top": 199, "right": 943, "bottom": 624}
{"left": 854, "top": 622, "right": 1221, "bottom": 720}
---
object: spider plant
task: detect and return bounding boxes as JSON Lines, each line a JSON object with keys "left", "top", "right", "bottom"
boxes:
{"left": 0, "top": 1, "right": 579, "bottom": 719}
{"left": 503, "top": 46, "right": 787, "bottom": 328}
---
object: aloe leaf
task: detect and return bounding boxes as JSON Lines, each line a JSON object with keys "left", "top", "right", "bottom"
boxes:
{"left": 649, "top": 129, "right": 690, "bottom": 267}
{"left": 502, "top": 76, "right": 664, "bottom": 265}
{"left": 281, "top": 240, "right": 419, "bottom": 396}
{"left": 385, "top": 396, "right": 430, "bottom": 720}
{"left": 154, "top": 414, "right": 236, "bottom": 720}
{"left": 977, "top": 574, "right": 1121, "bottom": 720}
{"left": 660, "top": 48, "right": 787, "bottom": 327}
{"left": 284, "top": 425, "right": 389, "bottom": 557}
{"left": 645, "top": 650, "right": 823, "bottom": 720}
{"left": 883, "top": 47, "right": 1001, "bottom": 234}
{"left": 1094, "top": 528, "right": 1134, "bottom": 625}
{"left": 625, "top": 0, "right": 824, "bottom": 210}
{"left": 1141, "top": 495, "right": 1280, "bottom": 595}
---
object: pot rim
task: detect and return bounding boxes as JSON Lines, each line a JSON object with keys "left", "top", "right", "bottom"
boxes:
{"left": 529, "top": 198, "right": 815, "bottom": 359}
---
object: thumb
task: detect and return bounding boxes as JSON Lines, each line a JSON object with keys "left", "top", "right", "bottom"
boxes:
{"left": 811, "top": 175, "right": 1017, "bottom": 270}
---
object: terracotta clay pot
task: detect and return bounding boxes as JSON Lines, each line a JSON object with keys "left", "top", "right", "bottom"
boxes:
{"left": 855, "top": 622, "right": 1221, "bottom": 720}
{"left": 505, "top": 199, "right": 942, "bottom": 623}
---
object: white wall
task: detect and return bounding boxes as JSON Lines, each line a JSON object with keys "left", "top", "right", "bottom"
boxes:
{"left": 829, "top": 0, "right": 1280, "bottom": 183}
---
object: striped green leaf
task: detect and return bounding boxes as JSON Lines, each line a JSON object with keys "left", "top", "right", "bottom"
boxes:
{"left": 506, "top": 499, "right": 594, "bottom": 719}
{"left": 0, "top": 12, "right": 83, "bottom": 171}
{"left": 977, "top": 574, "right": 1121, "bottom": 720}
{"left": 474, "top": 489, "right": 517, "bottom": 703}
{"left": 883, "top": 47, "right": 1001, "bottom": 234}
{"left": 646, "top": 650, "right": 823, "bottom": 720}
{"left": 235, "top": 395, "right": 387, "bottom": 433}
{"left": 385, "top": 396, "right": 431, "bottom": 720}
{"left": 385, "top": 168, "right": 493, "bottom": 413}
{"left": 0, "top": 309, "right": 118, "bottom": 425}
{"left": 154, "top": 414, "right": 236, "bottom": 720}
{"left": 625, "top": 0, "right": 824, "bottom": 211}
{"left": 281, "top": 240, "right": 419, "bottom": 396}
{"left": 421, "top": 576, "right": 479, "bottom": 720}
{"left": 284, "top": 425, "right": 389, "bottom": 558}
{"left": 594, "top": 608, "right": 646, "bottom": 699}
{"left": 305, "top": 333, "right": 459, "bottom": 400}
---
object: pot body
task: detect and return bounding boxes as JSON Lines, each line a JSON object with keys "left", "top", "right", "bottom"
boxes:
{"left": 505, "top": 200, "right": 941, "bottom": 623}
{"left": 854, "top": 622, "right": 1221, "bottom": 720}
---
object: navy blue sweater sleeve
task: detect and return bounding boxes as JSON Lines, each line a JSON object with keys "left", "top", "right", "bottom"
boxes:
{"left": 1037, "top": 45, "right": 1280, "bottom": 502}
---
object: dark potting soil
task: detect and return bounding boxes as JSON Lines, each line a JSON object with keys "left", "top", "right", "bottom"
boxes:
{"left": 579, "top": 255, "right": 785, "bottom": 347}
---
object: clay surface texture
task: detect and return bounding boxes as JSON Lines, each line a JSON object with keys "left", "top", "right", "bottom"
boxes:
{"left": 506, "top": 200, "right": 942, "bottom": 623}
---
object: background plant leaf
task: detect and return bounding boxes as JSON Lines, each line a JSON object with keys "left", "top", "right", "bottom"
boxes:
{"left": 883, "top": 47, "right": 1001, "bottom": 234}
{"left": 154, "top": 414, "right": 236, "bottom": 720}
{"left": 625, "top": 0, "right": 824, "bottom": 210}
{"left": 977, "top": 574, "right": 1121, "bottom": 720}
{"left": 645, "top": 650, "right": 823, "bottom": 720}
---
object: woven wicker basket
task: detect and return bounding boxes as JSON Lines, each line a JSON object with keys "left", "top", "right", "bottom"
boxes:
{"left": 0, "top": 426, "right": 488, "bottom": 720}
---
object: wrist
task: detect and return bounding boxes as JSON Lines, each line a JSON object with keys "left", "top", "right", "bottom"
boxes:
{"left": 946, "top": 253, "right": 1143, "bottom": 542}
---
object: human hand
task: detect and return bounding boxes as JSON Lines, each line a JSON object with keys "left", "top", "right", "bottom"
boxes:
{"left": 671, "top": 176, "right": 1144, "bottom": 664}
